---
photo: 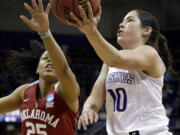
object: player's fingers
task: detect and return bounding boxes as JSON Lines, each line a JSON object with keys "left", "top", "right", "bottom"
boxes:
{"left": 65, "top": 19, "right": 79, "bottom": 28}
{"left": 78, "top": 116, "right": 88, "bottom": 130}
{"left": 83, "top": 113, "right": 90, "bottom": 126}
{"left": 32, "top": 0, "right": 39, "bottom": 10}
{"left": 78, "top": 6, "right": 88, "bottom": 21}
{"left": 45, "top": 3, "right": 51, "bottom": 15}
{"left": 20, "top": 15, "right": 33, "bottom": 28}
{"left": 81, "top": 118, "right": 88, "bottom": 130}
{"left": 69, "top": 12, "right": 82, "bottom": 26}
{"left": 38, "top": 0, "right": 44, "bottom": 11}
{"left": 96, "top": 6, "right": 102, "bottom": 20}
{"left": 24, "top": 3, "right": 33, "bottom": 14}
{"left": 94, "top": 113, "right": 99, "bottom": 123}
{"left": 87, "top": 111, "right": 94, "bottom": 124}
{"left": 87, "top": 2, "right": 93, "bottom": 20}
{"left": 78, "top": 117, "right": 82, "bottom": 130}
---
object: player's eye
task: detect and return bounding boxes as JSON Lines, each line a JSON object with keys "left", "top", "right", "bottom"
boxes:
{"left": 42, "top": 57, "right": 48, "bottom": 60}
{"left": 127, "top": 19, "right": 134, "bottom": 22}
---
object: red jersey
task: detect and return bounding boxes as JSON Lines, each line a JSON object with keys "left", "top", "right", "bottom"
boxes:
{"left": 20, "top": 81, "right": 78, "bottom": 135}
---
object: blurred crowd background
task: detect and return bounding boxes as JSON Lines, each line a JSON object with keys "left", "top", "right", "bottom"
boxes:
{"left": 0, "top": 0, "right": 180, "bottom": 135}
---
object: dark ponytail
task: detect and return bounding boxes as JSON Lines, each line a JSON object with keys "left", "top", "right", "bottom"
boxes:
{"left": 155, "top": 34, "right": 173, "bottom": 73}
{"left": 135, "top": 9, "right": 174, "bottom": 73}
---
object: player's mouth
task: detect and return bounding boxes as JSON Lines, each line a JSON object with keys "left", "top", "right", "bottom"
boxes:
{"left": 45, "top": 64, "right": 54, "bottom": 70}
{"left": 117, "top": 29, "right": 123, "bottom": 37}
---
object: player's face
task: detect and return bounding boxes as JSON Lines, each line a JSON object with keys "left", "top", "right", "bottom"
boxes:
{"left": 117, "top": 10, "right": 144, "bottom": 49}
{"left": 36, "top": 51, "right": 58, "bottom": 82}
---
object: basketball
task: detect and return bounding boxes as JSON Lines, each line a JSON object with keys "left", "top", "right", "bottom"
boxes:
{"left": 50, "top": 0, "right": 101, "bottom": 24}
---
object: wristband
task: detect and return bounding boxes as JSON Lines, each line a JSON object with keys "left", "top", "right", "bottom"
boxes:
{"left": 38, "top": 29, "right": 51, "bottom": 38}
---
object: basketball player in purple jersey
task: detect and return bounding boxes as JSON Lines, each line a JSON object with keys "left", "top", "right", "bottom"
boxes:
{"left": 0, "top": 0, "right": 79, "bottom": 135}
{"left": 67, "top": 2, "right": 174, "bottom": 135}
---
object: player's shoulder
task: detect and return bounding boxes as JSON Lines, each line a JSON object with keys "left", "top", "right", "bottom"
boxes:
{"left": 103, "top": 63, "right": 109, "bottom": 68}
{"left": 27, "top": 80, "right": 39, "bottom": 86}
{"left": 138, "top": 45, "right": 157, "bottom": 53}
{"left": 16, "top": 84, "right": 29, "bottom": 91}
{"left": 101, "top": 63, "right": 109, "bottom": 73}
{"left": 18, "top": 81, "right": 38, "bottom": 90}
{"left": 11, "top": 83, "right": 30, "bottom": 102}
{"left": 16, "top": 81, "right": 38, "bottom": 98}
{"left": 19, "top": 81, "right": 39, "bottom": 91}
{"left": 136, "top": 45, "right": 159, "bottom": 58}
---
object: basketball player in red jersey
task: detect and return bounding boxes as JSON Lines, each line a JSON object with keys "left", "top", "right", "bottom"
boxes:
{"left": 0, "top": 0, "right": 80, "bottom": 135}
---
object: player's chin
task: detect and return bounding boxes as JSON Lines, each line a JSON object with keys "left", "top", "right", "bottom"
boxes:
{"left": 42, "top": 72, "right": 58, "bottom": 81}
{"left": 117, "top": 37, "right": 122, "bottom": 44}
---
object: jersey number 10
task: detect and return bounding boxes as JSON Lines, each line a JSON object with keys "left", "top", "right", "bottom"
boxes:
{"left": 107, "top": 88, "right": 127, "bottom": 112}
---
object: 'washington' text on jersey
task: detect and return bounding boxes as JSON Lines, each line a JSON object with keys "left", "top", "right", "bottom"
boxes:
{"left": 21, "top": 109, "right": 60, "bottom": 128}
{"left": 107, "top": 72, "right": 135, "bottom": 85}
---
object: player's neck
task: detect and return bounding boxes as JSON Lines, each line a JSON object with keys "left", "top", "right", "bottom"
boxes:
{"left": 38, "top": 79, "right": 56, "bottom": 98}
{"left": 121, "top": 40, "right": 144, "bottom": 50}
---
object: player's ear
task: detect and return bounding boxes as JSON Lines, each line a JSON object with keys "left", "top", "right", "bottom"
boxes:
{"left": 142, "top": 26, "right": 152, "bottom": 37}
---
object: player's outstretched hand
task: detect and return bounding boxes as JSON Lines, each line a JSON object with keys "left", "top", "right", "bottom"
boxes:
{"left": 20, "top": 0, "right": 50, "bottom": 33}
{"left": 66, "top": 1, "right": 102, "bottom": 35}
{"left": 78, "top": 108, "right": 99, "bottom": 130}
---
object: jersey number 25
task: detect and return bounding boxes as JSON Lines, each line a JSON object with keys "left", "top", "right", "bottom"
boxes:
{"left": 26, "top": 122, "right": 47, "bottom": 135}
